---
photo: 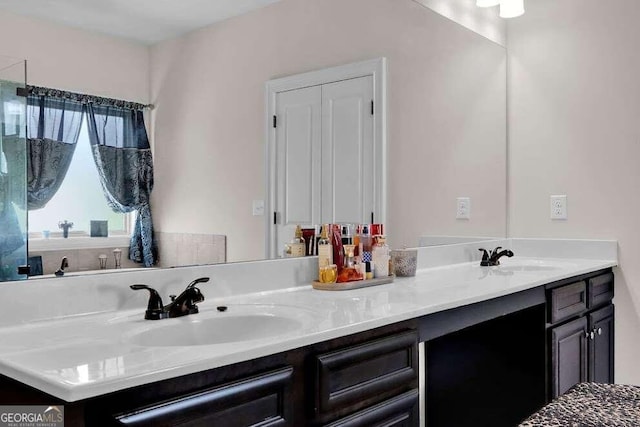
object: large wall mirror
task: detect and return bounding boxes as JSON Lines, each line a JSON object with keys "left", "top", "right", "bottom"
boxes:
{"left": 1, "top": 0, "right": 507, "bottom": 280}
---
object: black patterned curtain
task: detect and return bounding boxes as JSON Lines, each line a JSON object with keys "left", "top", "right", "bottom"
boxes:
{"left": 85, "top": 104, "right": 157, "bottom": 267}
{"left": 25, "top": 94, "right": 83, "bottom": 209}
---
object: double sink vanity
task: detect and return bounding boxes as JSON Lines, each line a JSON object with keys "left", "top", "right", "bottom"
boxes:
{"left": 0, "top": 239, "right": 617, "bottom": 426}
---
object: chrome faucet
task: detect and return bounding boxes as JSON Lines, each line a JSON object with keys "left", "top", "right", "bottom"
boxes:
{"left": 479, "top": 247, "right": 514, "bottom": 267}
{"left": 54, "top": 257, "right": 69, "bottom": 276}
{"left": 130, "top": 277, "right": 209, "bottom": 320}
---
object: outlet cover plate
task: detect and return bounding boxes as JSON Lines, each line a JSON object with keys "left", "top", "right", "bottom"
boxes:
{"left": 550, "top": 195, "right": 567, "bottom": 220}
{"left": 456, "top": 197, "right": 471, "bottom": 220}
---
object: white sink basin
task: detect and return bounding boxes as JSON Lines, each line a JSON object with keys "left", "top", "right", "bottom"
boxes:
{"left": 124, "top": 304, "right": 314, "bottom": 347}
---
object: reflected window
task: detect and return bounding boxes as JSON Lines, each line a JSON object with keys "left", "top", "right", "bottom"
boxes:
{"left": 28, "top": 120, "right": 131, "bottom": 237}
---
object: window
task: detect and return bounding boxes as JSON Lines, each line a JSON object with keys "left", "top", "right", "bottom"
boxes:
{"left": 28, "top": 120, "right": 131, "bottom": 238}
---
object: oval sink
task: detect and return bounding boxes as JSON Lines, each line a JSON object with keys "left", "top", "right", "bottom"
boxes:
{"left": 124, "top": 305, "right": 312, "bottom": 347}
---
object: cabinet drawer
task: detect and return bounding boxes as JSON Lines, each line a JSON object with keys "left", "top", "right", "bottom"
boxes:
{"left": 113, "top": 367, "right": 293, "bottom": 427}
{"left": 588, "top": 273, "right": 614, "bottom": 308}
{"left": 324, "top": 389, "right": 419, "bottom": 427}
{"left": 550, "top": 281, "right": 587, "bottom": 324}
{"left": 315, "top": 330, "right": 418, "bottom": 415}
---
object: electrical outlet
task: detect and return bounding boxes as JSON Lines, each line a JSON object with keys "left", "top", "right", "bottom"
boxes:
{"left": 550, "top": 195, "right": 567, "bottom": 220}
{"left": 252, "top": 200, "right": 265, "bottom": 216}
{"left": 456, "top": 197, "right": 471, "bottom": 219}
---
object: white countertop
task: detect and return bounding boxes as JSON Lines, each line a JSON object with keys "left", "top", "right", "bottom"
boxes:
{"left": 0, "top": 256, "right": 616, "bottom": 402}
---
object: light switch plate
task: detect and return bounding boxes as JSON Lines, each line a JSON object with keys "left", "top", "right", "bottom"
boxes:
{"left": 456, "top": 197, "right": 471, "bottom": 219}
{"left": 252, "top": 200, "right": 265, "bottom": 216}
{"left": 550, "top": 195, "right": 567, "bottom": 220}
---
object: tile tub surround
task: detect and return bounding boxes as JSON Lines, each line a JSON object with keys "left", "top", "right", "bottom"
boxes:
{"left": 29, "top": 246, "right": 140, "bottom": 275}
{"left": 155, "top": 232, "right": 226, "bottom": 268}
{"left": 0, "top": 239, "right": 617, "bottom": 402}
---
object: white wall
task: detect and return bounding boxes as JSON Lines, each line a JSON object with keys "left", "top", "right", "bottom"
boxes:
{"left": 0, "top": 9, "right": 149, "bottom": 102}
{"left": 508, "top": 0, "right": 640, "bottom": 385}
{"left": 150, "top": 0, "right": 506, "bottom": 262}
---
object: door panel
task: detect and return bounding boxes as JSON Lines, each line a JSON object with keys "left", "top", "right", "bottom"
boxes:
{"left": 589, "top": 305, "right": 614, "bottom": 384}
{"left": 321, "top": 76, "right": 374, "bottom": 225}
{"left": 275, "top": 86, "right": 322, "bottom": 256}
{"left": 551, "top": 317, "right": 588, "bottom": 398}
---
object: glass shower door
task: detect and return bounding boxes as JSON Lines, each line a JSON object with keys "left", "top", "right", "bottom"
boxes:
{"left": 0, "top": 58, "right": 27, "bottom": 282}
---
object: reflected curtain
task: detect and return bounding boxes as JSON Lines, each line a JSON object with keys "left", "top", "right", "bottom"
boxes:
{"left": 25, "top": 95, "right": 83, "bottom": 209}
{"left": 84, "top": 104, "right": 157, "bottom": 267}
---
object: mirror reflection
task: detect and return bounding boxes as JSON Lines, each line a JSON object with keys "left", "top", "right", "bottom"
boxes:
{"left": 0, "top": 0, "right": 506, "bottom": 281}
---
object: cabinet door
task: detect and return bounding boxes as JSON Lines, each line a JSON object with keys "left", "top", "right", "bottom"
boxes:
{"left": 551, "top": 317, "right": 588, "bottom": 398}
{"left": 321, "top": 76, "right": 375, "bottom": 225}
{"left": 589, "top": 305, "right": 614, "bottom": 384}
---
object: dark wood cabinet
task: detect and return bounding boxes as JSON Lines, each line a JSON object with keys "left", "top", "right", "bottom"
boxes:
{"left": 547, "top": 270, "right": 614, "bottom": 399}
{"left": 589, "top": 304, "right": 614, "bottom": 384}
{"left": 551, "top": 316, "right": 588, "bottom": 397}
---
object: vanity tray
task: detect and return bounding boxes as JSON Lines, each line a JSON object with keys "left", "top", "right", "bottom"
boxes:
{"left": 312, "top": 275, "right": 394, "bottom": 291}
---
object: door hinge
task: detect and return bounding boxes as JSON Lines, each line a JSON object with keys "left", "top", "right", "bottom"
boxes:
{"left": 273, "top": 212, "right": 278, "bottom": 225}
{"left": 371, "top": 100, "right": 374, "bottom": 116}
{"left": 273, "top": 115, "right": 277, "bottom": 128}
{"left": 371, "top": 212, "right": 374, "bottom": 224}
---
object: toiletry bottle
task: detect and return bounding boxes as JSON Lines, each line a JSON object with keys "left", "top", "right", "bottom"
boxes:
{"left": 331, "top": 224, "right": 345, "bottom": 271}
{"left": 372, "top": 235, "right": 390, "bottom": 277}
{"left": 290, "top": 225, "right": 306, "bottom": 257}
{"left": 341, "top": 224, "right": 353, "bottom": 245}
{"left": 317, "top": 224, "right": 333, "bottom": 274}
{"left": 359, "top": 224, "right": 372, "bottom": 263}
{"left": 343, "top": 244, "right": 356, "bottom": 268}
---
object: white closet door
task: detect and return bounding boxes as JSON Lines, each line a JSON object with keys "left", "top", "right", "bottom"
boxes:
{"left": 274, "top": 86, "right": 322, "bottom": 256}
{"left": 321, "top": 76, "right": 374, "bottom": 225}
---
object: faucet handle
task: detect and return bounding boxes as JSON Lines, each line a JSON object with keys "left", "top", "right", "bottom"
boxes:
{"left": 186, "top": 277, "right": 210, "bottom": 289}
{"left": 478, "top": 248, "right": 490, "bottom": 261}
{"left": 490, "top": 247, "right": 503, "bottom": 258}
{"left": 130, "top": 284, "right": 164, "bottom": 315}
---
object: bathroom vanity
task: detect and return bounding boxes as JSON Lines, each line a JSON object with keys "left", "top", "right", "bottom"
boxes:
{"left": 0, "top": 242, "right": 617, "bottom": 427}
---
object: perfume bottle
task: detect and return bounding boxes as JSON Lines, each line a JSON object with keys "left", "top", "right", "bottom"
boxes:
{"left": 359, "top": 224, "right": 372, "bottom": 263}
{"left": 290, "top": 225, "right": 306, "bottom": 257}
{"left": 317, "top": 225, "right": 333, "bottom": 273}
